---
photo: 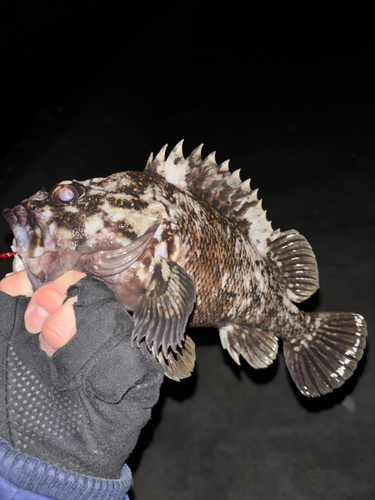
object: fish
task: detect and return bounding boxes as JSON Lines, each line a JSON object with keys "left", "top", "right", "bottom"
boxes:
{"left": 3, "top": 141, "right": 367, "bottom": 396}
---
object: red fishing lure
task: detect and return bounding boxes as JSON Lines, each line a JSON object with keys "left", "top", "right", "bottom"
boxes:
{"left": 0, "top": 252, "right": 17, "bottom": 259}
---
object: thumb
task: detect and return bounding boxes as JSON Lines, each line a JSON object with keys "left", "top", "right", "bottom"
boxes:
{"left": 39, "top": 296, "right": 78, "bottom": 356}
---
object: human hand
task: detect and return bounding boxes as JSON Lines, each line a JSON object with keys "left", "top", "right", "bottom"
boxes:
{"left": 0, "top": 274, "right": 164, "bottom": 478}
{"left": 0, "top": 270, "right": 85, "bottom": 356}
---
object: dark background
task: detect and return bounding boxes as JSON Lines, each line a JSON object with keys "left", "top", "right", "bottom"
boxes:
{"left": 1, "top": 2, "right": 374, "bottom": 499}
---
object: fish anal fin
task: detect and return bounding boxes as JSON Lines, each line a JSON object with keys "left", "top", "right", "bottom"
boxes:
{"left": 283, "top": 312, "right": 367, "bottom": 397}
{"left": 132, "top": 258, "right": 196, "bottom": 363}
{"left": 219, "top": 324, "right": 278, "bottom": 369}
{"left": 158, "top": 335, "right": 196, "bottom": 381}
{"left": 267, "top": 230, "right": 319, "bottom": 303}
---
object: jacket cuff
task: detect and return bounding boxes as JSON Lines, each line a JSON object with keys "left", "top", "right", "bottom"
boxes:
{"left": 0, "top": 438, "right": 132, "bottom": 500}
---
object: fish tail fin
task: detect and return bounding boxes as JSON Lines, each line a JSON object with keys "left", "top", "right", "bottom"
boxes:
{"left": 283, "top": 312, "right": 367, "bottom": 397}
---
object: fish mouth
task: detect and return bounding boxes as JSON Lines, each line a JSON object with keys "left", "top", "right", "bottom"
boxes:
{"left": 3, "top": 205, "right": 44, "bottom": 258}
{"left": 3, "top": 204, "right": 80, "bottom": 290}
{"left": 3, "top": 205, "right": 161, "bottom": 290}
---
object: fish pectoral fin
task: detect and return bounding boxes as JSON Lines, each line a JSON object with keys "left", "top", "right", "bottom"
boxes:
{"left": 219, "top": 324, "right": 278, "bottom": 369}
{"left": 157, "top": 335, "right": 196, "bottom": 381}
{"left": 132, "top": 259, "right": 196, "bottom": 375}
{"left": 267, "top": 230, "right": 319, "bottom": 303}
{"left": 283, "top": 312, "right": 367, "bottom": 397}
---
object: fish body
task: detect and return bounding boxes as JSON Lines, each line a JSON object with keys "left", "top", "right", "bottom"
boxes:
{"left": 3, "top": 141, "right": 367, "bottom": 396}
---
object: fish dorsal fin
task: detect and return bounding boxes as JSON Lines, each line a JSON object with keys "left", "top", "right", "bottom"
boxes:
{"left": 267, "top": 230, "right": 319, "bottom": 303}
{"left": 145, "top": 140, "right": 274, "bottom": 255}
{"left": 145, "top": 141, "right": 319, "bottom": 302}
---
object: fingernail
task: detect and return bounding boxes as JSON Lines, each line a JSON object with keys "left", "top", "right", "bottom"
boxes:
{"left": 25, "top": 305, "right": 50, "bottom": 333}
{"left": 39, "top": 334, "right": 57, "bottom": 357}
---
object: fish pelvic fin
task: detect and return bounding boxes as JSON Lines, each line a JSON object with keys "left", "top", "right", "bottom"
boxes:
{"left": 157, "top": 335, "right": 196, "bottom": 381}
{"left": 283, "top": 312, "right": 367, "bottom": 397}
{"left": 219, "top": 324, "right": 278, "bottom": 369}
{"left": 267, "top": 230, "right": 319, "bottom": 303}
{"left": 132, "top": 258, "right": 196, "bottom": 379}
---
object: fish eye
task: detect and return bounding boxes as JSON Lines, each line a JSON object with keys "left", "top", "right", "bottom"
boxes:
{"left": 50, "top": 182, "right": 85, "bottom": 207}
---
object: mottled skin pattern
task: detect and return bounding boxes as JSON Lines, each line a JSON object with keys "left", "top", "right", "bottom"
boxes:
{"left": 8, "top": 170, "right": 302, "bottom": 336}
{"left": 152, "top": 175, "right": 303, "bottom": 337}
{"left": 3, "top": 143, "right": 367, "bottom": 396}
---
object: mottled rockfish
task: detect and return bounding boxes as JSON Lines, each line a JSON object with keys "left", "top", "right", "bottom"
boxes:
{"left": 3, "top": 141, "right": 367, "bottom": 396}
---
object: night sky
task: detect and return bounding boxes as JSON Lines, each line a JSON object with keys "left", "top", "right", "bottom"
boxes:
{"left": 1, "top": 2, "right": 374, "bottom": 499}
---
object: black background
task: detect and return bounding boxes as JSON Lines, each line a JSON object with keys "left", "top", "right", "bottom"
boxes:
{"left": 1, "top": 2, "right": 374, "bottom": 499}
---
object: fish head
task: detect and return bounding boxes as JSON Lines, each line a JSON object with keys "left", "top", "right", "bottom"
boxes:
{"left": 3, "top": 172, "right": 163, "bottom": 290}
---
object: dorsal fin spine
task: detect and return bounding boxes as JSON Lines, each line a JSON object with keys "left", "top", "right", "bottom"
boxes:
{"left": 232, "top": 169, "right": 241, "bottom": 180}
{"left": 220, "top": 160, "right": 230, "bottom": 171}
{"left": 144, "top": 142, "right": 277, "bottom": 261}
{"left": 145, "top": 152, "right": 154, "bottom": 169}
{"left": 155, "top": 143, "right": 168, "bottom": 162}
{"left": 187, "top": 144, "right": 203, "bottom": 163}
{"left": 173, "top": 140, "right": 184, "bottom": 159}
{"left": 242, "top": 178, "right": 251, "bottom": 190}
{"left": 202, "top": 151, "right": 216, "bottom": 167}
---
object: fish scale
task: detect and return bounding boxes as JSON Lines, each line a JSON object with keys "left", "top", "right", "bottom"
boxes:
{"left": 168, "top": 188, "right": 287, "bottom": 330}
{"left": 3, "top": 141, "right": 367, "bottom": 397}
{"left": 169, "top": 193, "right": 240, "bottom": 326}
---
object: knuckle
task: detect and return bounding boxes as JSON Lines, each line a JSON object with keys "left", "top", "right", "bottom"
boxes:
{"left": 35, "top": 285, "right": 65, "bottom": 311}
{"left": 42, "top": 323, "right": 65, "bottom": 348}
{"left": 42, "top": 307, "right": 76, "bottom": 349}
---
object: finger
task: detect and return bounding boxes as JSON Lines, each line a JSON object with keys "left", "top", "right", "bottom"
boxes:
{"left": 39, "top": 296, "right": 78, "bottom": 356}
{"left": 25, "top": 270, "right": 86, "bottom": 333}
{"left": 0, "top": 270, "right": 33, "bottom": 297}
